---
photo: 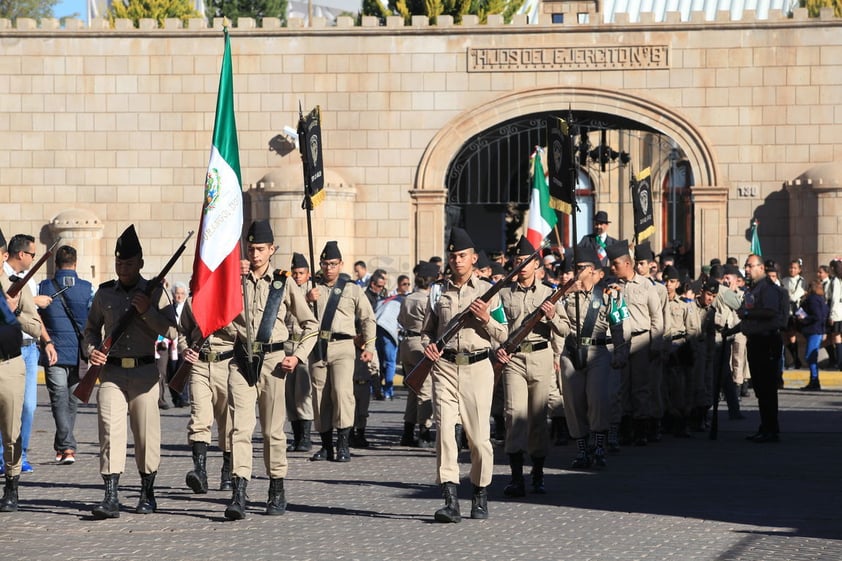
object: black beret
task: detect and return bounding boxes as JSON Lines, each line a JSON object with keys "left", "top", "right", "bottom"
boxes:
{"left": 709, "top": 264, "right": 724, "bottom": 280}
{"left": 447, "top": 227, "right": 474, "bottom": 253}
{"left": 514, "top": 236, "right": 535, "bottom": 256}
{"left": 634, "top": 241, "right": 654, "bottom": 262}
{"left": 723, "top": 264, "right": 741, "bottom": 277}
{"left": 476, "top": 250, "right": 491, "bottom": 270}
{"left": 662, "top": 265, "right": 680, "bottom": 281}
{"left": 605, "top": 240, "right": 630, "bottom": 261}
{"left": 291, "top": 252, "right": 309, "bottom": 269}
{"left": 115, "top": 224, "right": 142, "bottom": 259}
{"left": 490, "top": 262, "right": 507, "bottom": 277}
{"left": 702, "top": 278, "right": 720, "bottom": 294}
{"left": 574, "top": 244, "right": 601, "bottom": 267}
{"left": 320, "top": 241, "right": 342, "bottom": 261}
{"left": 415, "top": 260, "right": 439, "bottom": 278}
{"left": 247, "top": 220, "right": 273, "bottom": 244}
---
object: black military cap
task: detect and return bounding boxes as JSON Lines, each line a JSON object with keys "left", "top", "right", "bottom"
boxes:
{"left": 723, "top": 264, "right": 741, "bottom": 277}
{"left": 709, "top": 264, "right": 724, "bottom": 280}
{"left": 115, "top": 225, "right": 142, "bottom": 259}
{"left": 490, "top": 262, "right": 507, "bottom": 277}
{"left": 414, "top": 260, "right": 439, "bottom": 278}
{"left": 476, "top": 250, "right": 492, "bottom": 270}
{"left": 634, "top": 241, "right": 654, "bottom": 262}
{"left": 702, "top": 278, "right": 720, "bottom": 294}
{"left": 514, "top": 236, "right": 535, "bottom": 256}
{"left": 291, "top": 252, "right": 309, "bottom": 269}
{"left": 320, "top": 240, "right": 342, "bottom": 261}
{"left": 662, "top": 265, "right": 681, "bottom": 281}
{"left": 561, "top": 247, "right": 574, "bottom": 273}
{"left": 575, "top": 244, "right": 601, "bottom": 266}
{"left": 0, "top": 225, "right": 6, "bottom": 249}
{"left": 594, "top": 210, "right": 610, "bottom": 224}
{"left": 247, "top": 220, "right": 274, "bottom": 244}
{"left": 447, "top": 227, "right": 474, "bottom": 253}
{"left": 710, "top": 258, "right": 722, "bottom": 267}
{"left": 605, "top": 240, "right": 630, "bottom": 261}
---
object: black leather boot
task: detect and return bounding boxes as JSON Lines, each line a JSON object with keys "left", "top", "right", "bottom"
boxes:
{"left": 434, "top": 482, "right": 461, "bottom": 523}
{"left": 287, "top": 420, "right": 302, "bottom": 452}
{"left": 224, "top": 475, "right": 248, "bottom": 520}
{"left": 492, "top": 415, "right": 506, "bottom": 441}
{"left": 92, "top": 473, "right": 120, "bottom": 519}
{"left": 530, "top": 456, "right": 546, "bottom": 494}
{"left": 551, "top": 417, "right": 569, "bottom": 445}
{"left": 220, "top": 451, "right": 233, "bottom": 491}
{"left": 400, "top": 422, "right": 418, "bottom": 447}
{"left": 296, "top": 420, "right": 313, "bottom": 452}
{"left": 503, "top": 452, "right": 525, "bottom": 497}
{"left": 335, "top": 427, "right": 352, "bottom": 462}
{"left": 311, "top": 431, "right": 334, "bottom": 461}
{"left": 0, "top": 475, "right": 20, "bottom": 512}
{"left": 136, "top": 471, "right": 157, "bottom": 514}
{"left": 186, "top": 441, "right": 209, "bottom": 494}
{"left": 454, "top": 423, "right": 466, "bottom": 451}
{"left": 418, "top": 426, "right": 435, "bottom": 449}
{"left": 264, "top": 478, "right": 286, "bottom": 516}
{"left": 349, "top": 427, "right": 369, "bottom": 448}
{"left": 471, "top": 485, "right": 489, "bottom": 519}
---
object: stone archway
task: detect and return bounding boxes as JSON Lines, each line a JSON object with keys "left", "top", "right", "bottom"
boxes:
{"left": 412, "top": 86, "right": 724, "bottom": 270}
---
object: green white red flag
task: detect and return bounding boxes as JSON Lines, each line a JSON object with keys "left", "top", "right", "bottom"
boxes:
{"left": 190, "top": 29, "right": 244, "bottom": 337}
{"left": 526, "top": 148, "right": 558, "bottom": 250}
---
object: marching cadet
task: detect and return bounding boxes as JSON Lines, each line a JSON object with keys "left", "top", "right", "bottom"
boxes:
{"left": 1, "top": 227, "right": 42, "bottom": 512}
{"left": 687, "top": 279, "right": 719, "bottom": 431}
{"left": 710, "top": 268, "right": 745, "bottom": 420}
{"left": 496, "top": 237, "right": 566, "bottom": 496}
{"left": 608, "top": 240, "right": 664, "bottom": 446}
{"left": 84, "top": 225, "right": 178, "bottom": 519}
{"left": 306, "top": 241, "right": 377, "bottom": 463}
{"left": 560, "top": 246, "right": 629, "bottom": 469}
{"left": 661, "top": 266, "right": 699, "bottom": 437}
{"left": 224, "top": 221, "right": 318, "bottom": 520}
{"left": 399, "top": 261, "right": 440, "bottom": 448}
{"left": 286, "top": 252, "right": 315, "bottom": 452}
{"left": 421, "top": 227, "right": 507, "bottom": 523}
{"left": 178, "top": 299, "right": 237, "bottom": 494}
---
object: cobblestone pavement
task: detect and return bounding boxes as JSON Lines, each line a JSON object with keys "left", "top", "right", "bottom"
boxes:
{"left": 3, "top": 384, "right": 841, "bottom": 561}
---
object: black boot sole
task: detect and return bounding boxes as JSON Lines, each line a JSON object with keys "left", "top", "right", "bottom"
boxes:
{"left": 186, "top": 472, "right": 208, "bottom": 494}
{"left": 224, "top": 506, "right": 246, "bottom": 520}
{"left": 92, "top": 507, "right": 120, "bottom": 519}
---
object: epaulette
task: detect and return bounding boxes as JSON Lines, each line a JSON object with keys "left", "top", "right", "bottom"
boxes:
{"left": 99, "top": 279, "right": 117, "bottom": 289}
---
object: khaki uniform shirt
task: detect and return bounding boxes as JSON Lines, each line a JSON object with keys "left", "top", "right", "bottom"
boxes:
{"left": 616, "top": 273, "right": 665, "bottom": 351}
{"left": 561, "top": 287, "right": 630, "bottom": 343}
{"left": 234, "top": 270, "right": 318, "bottom": 364}
{"left": 500, "top": 281, "right": 565, "bottom": 344}
{"left": 421, "top": 276, "right": 507, "bottom": 352}
{"left": 178, "top": 298, "right": 237, "bottom": 353}
{"left": 0, "top": 272, "right": 41, "bottom": 339}
{"left": 313, "top": 277, "right": 377, "bottom": 353}
{"left": 665, "top": 294, "right": 698, "bottom": 342}
{"left": 398, "top": 290, "right": 428, "bottom": 336}
{"left": 84, "top": 278, "right": 177, "bottom": 357}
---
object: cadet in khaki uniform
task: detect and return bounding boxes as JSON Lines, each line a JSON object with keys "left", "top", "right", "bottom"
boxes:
{"left": 306, "top": 241, "right": 376, "bottom": 463}
{"left": 496, "top": 237, "right": 566, "bottom": 497}
{"left": 84, "top": 225, "right": 178, "bottom": 519}
{"left": 225, "top": 221, "right": 318, "bottom": 520}
{"left": 560, "top": 246, "right": 629, "bottom": 470}
{"left": 421, "top": 228, "right": 507, "bottom": 523}
{"left": 399, "top": 261, "right": 439, "bottom": 448}
{"left": 1, "top": 227, "right": 42, "bottom": 512}
{"left": 607, "top": 240, "right": 664, "bottom": 446}
{"left": 178, "top": 299, "right": 237, "bottom": 494}
{"left": 285, "top": 252, "right": 315, "bottom": 452}
{"left": 687, "top": 280, "right": 718, "bottom": 431}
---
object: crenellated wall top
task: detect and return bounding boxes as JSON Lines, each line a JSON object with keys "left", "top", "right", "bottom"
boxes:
{"left": 0, "top": 7, "right": 839, "bottom": 37}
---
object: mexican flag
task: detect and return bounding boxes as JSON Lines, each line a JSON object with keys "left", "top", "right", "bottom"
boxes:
{"left": 189, "top": 29, "right": 244, "bottom": 337}
{"left": 526, "top": 149, "right": 558, "bottom": 250}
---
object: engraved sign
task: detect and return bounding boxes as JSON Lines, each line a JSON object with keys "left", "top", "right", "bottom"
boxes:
{"left": 467, "top": 46, "right": 669, "bottom": 72}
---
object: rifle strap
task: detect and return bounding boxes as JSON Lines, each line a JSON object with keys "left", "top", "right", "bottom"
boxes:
{"left": 316, "top": 275, "right": 349, "bottom": 359}
{"left": 52, "top": 279, "right": 88, "bottom": 360}
{"left": 566, "top": 286, "right": 603, "bottom": 369}
{"left": 256, "top": 270, "right": 288, "bottom": 343}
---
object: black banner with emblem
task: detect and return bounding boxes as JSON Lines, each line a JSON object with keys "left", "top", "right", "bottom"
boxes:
{"left": 298, "top": 105, "right": 325, "bottom": 207}
{"left": 631, "top": 167, "right": 655, "bottom": 242}
{"left": 546, "top": 116, "right": 574, "bottom": 215}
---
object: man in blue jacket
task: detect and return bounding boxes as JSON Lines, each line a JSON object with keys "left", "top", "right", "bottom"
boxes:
{"left": 38, "top": 245, "right": 93, "bottom": 465}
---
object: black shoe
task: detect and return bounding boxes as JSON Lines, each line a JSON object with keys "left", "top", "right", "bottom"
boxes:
{"left": 434, "top": 482, "right": 461, "bottom": 523}
{"left": 220, "top": 451, "right": 233, "bottom": 491}
{"left": 295, "top": 420, "right": 313, "bottom": 452}
{"left": 335, "top": 428, "right": 351, "bottom": 462}
{"left": 570, "top": 451, "right": 592, "bottom": 469}
{"left": 349, "top": 428, "right": 369, "bottom": 448}
{"left": 311, "top": 431, "right": 334, "bottom": 462}
{"left": 800, "top": 381, "right": 821, "bottom": 391}
{"left": 503, "top": 477, "right": 525, "bottom": 498}
{"left": 470, "top": 485, "right": 488, "bottom": 520}
{"left": 135, "top": 471, "right": 157, "bottom": 514}
{"left": 224, "top": 476, "right": 248, "bottom": 520}
{"left": 287, "top": 420, "right": 303, "bottom": 452}
{"left": 399, "top": 422, "right": 418, "bottom": 447}
{"left": 0, "top": 475, "right": 20, "bottom": 512}
{"left": 92, "top": 474, "right": 120, "bottom": 519}
{"left": 264, "top": 478, "right": 286, "bottom": 516}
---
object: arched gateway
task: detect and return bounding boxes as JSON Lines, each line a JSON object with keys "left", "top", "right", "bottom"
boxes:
{"left": 412, "top": 86, "right": 726, "bottom": 273}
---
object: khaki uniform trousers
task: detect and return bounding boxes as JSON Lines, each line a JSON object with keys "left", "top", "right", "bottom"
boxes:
{"left": 229, "top": 350, "right": 288, "bottom": 479}
{"left": 285, "top": 360, "right": 313, "bottom": 422}
{"left": 0, "top": 356, "right": 25, "bottom": 477}
{"left": 401, "top": 338, "right": 433, "bottom": 428}
{"left": 619, "top": 334, "right": 656, "bottom": 419}
{"left": 432, "top": 357, "right": 494, "bottom": 487}
{"left": 664, "top": 344, "right": 692, "bottom": 416}
{"left": 502, "top": 348, "right": 552, "bottom": 457}
{"left": 310, "top": 339, "right": 356, "bottom": 432}
{"left": 547, "top": 367, "right": 565, "bottom": 418}
{"left": 731, "top": 332, "right": 749, "bottom": 384}
{"left": 187, "top": 358, "right": 232, "bottom": 451}
{"left": 353, "top": 349, "right": 378, "bottom": 429}
{"left": 97, "top": 363, "right": 160, "bottom": 475}
{"left": 560, "top": 347, "right": 615, "bottom": 438}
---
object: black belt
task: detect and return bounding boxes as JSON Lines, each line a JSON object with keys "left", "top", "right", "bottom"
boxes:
{"left": 106, "top": 356, "right": 156, "bottom": 368}
{"left": 514, "top": 340, "right": 550, "bottom": 353}
{"left": 441, "top": 349, "right": 490, "bottom": 365}
{"left": 247, "top": 342, "right": 287, "bottom": 354}
{"left": 199, "top": 349, "right": 234, "bottom": 363}
{"left": 578, "top": 337, "right": 610, "bottom": 347}
{"left": 21, "top": 339, "right": 37, "bottom": 347}
{"left": 632, "top": 331, "right": 648, "bottom": 337}
{"left": 671, "top": 333, "right": 687, "bottom": 341}
{"left": 400, "top": 329, "right": 421, "bottom": 338}
{"left": 329, "top": 333, "right": 354, "bottom": 342}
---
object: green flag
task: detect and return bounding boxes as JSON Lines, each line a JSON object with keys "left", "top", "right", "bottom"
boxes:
{"left": 750, "top": 219, "right": 762, "bottom": 256}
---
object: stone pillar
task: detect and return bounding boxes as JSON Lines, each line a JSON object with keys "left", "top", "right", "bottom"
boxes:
{"left": 410, "top": 189, "right": 447, "bottom": 264}
{"left": 48, "top": 208, "right": 105, "bottom": 284}
{"left": 689, "top": 185, "right": 728, "bottom": 274}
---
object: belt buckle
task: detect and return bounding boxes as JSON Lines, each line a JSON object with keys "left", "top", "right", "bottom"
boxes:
{"left": 206, "top": 351, "right": 219, "bottom": 362}
{"left": 520, "top": 342, "right": 534, "bottom": 353}
{"left": 455, "top": 353, "right": 470, "bottom": 366}
{"left": 580, "top": 337, "right": 592, "bottom": 347}
{"left": 252, "top": 342, "right": 263, "bottom": 354}
{"left": 121, "top": 357, "right": 136, "bottom": 369}
{"left": 319, "top": 330, "right": 331, "bottom": 340}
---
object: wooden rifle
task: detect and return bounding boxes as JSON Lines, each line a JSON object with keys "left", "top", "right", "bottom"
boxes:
{"left": 167, "top": 338, "right": 206, "bottom": 395}
{"left": 6, "top": 239, "right": 62, "bottom": 298}
{"left": 403, "top": 240, "right": 548, "bottom": 395}
{"left": 491, "top": 277, "right": 577, "bottom": 383}
{"left": 74, "top": 231, "right": 194, "bottom": 403}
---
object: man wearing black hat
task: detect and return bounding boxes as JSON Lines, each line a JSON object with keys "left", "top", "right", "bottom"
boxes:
{"left": 495, "top": 237, "right": 566, "bottom": 496}
{"left": 579, "top": 211, "right": 619, "bottom": 267}
{"left": 607, "top": 240, "right": 664, "bottom": 446}
{"left": 421, "top": 227, "right": 508, "bottom": 523}
{"left": 0, "top": 227, "right": 43, "bottom": 512}
{"left": 399, "top": 261, "right": 439, "bottom": 448}
{"left": 306, "top": 240, "right": 377, "bottom": 464}
{"left": 224, "top": 220, "right": 319, "bottom": 520}
{"left": 285, "top": 252, "right": 315, "bottom": 452}
{"left": 84, "top": 225, "right": 179, "bottom": 518}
